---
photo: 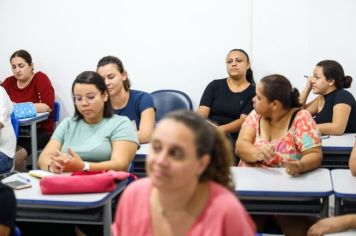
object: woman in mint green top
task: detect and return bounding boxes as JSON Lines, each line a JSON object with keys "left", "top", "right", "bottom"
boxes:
{"left": 38, "top": 71, "right": 139, "bottom": 173}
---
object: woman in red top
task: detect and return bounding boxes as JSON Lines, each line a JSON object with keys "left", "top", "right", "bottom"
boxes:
{"left": 1, "top": 49, "right": 55, "bottom": 171}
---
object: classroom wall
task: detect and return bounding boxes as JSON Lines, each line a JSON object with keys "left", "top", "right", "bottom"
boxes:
{"left": 0, "top": 0, "right": 355, "bottom": 119}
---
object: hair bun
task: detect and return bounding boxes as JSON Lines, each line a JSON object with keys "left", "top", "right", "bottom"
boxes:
{"left": 343, "top": 75, "right": 353, "bottom": 88}
{"left": 291, "top": 88, "right": 301, "bottom": 107}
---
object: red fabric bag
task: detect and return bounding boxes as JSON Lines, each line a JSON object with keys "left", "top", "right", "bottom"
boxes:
{"left": 39, "top": 170, "right": 137, "bottom": 194}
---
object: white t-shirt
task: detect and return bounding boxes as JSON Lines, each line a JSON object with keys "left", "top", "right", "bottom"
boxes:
{"left": 0, "top": 86, "right": 16, "bottom": 158}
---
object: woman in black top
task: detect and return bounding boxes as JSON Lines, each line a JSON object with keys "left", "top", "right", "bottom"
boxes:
{"left": 197, "top": 49, "right": 255, "bottom": 143}
{"left": 300, "top": 60, "right": 356, "bottom": 134}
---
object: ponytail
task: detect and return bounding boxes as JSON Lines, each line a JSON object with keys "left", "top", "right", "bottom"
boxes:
{"left": 290, "top": 88, "right": 302, "bottom": 108}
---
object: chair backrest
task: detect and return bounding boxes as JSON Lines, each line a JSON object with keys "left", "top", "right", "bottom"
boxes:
{"left": 10, "top": 113, "right": 19, "bottom": 139}
{"left": 151, "top": 89, "right": 193, "bottom": 122}
{"left": 53, "top": 101, "right": 60, "bottom": 126}
{"left": 14, "top": 226, "right": 22, "bottom": 236}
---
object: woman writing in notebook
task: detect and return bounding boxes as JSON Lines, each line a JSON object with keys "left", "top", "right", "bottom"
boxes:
{"left": 236, "top": 74, "right": 323, "bottom": 235}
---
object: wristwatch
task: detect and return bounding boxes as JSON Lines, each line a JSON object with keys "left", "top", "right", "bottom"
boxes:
{"left": 83, "top": 162, "right": 90, "bottom": 171}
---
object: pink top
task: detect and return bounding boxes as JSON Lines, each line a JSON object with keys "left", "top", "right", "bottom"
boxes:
{"left": 112, "top": 178, "right": 256, "bottom": 236}
{"left": 239, "top": 109, "right": 321, "bottom": 167}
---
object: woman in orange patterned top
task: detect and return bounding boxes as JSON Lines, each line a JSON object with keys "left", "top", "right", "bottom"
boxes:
{"left": 236, "top": 74, "right": 323, "bottom": 235}
{"left": 236, "top": 74, "right": 322, "bottom": 174}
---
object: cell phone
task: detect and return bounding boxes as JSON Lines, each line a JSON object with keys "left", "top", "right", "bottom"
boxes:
{"left": 4, "top": 180, "right": 32, "bottom": 190}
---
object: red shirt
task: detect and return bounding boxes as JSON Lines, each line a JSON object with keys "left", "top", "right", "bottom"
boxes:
{"left": 1, "top": 71, "right": 55, "bottom": 133}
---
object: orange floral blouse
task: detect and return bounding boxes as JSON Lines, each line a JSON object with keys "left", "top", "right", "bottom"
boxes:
{"left": 239, "top": 110, "right": 321, "bottom": 167}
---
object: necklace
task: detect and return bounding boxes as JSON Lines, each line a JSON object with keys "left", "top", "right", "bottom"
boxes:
{"left": 157, "top": 184, "right": 202, "bottom": 218}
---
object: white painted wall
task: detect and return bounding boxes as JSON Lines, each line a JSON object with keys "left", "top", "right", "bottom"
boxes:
{"left": 0, "top": 0, "right": 355, "bottom": 119}
{"left": 252, "top": 0, "right": 356, "bottom": 96}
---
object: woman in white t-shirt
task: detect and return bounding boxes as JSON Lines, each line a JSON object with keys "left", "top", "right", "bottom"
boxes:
{"left": 0, "top": 86, "right": 16, "bottom": 174}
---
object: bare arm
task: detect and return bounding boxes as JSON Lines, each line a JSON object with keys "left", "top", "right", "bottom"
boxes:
{"left": 305, "top": 97, "right": 319, "bottom": 116}
{"left": 197, "top": 106, "right": 210, "bottom": 118}
{"left": 34, "top": 103, "right": 52, "bottom": 113}
{"left": 198, "top": 105, "right": 247, "bottom": 133}
{"left": 62, "top": 140, "right": 138, "bottom": 172}
{"left": 285, "top": 146, "right": 322, "bottom": 176}
{"left": 137, "top": 108, "right": 155, "bottom": 144}
{"left": 38, "top": 139, "right": 63, "bottom": 171}
{"left": 0, "top": 225, "right": 10, "bottom": 236}
{"left": 299, "top": 77, "right": 313, "bottom": 106}
{"left": 88, "top": 140, "right": 137, "bottom": 171}
{"left": 317, "top": 103, "right": 352, "bottom": 135}
{"left": 218, "top": 114, "right": 247, "bottom": 133}
{"left": 349, "top": 142, "right": 356, "bottom": 176}
{"left": 236, "top": 125, "right": 274, "bottom": 163}
{"left": 308, "top": 214, "right": 356, "bottom": 236}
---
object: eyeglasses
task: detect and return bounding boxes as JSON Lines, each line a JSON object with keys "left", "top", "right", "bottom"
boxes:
{"left": 73, "top": 93, "right": 101, "bottom": 105}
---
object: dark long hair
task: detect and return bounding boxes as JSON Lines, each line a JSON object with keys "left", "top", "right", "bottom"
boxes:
{"left": 71, "top": 71, "right": 113, "bottom": 120}
{"left": 228, "top": 49, "right": 255, "bottom": 85}
{"left": 163, "top": 110, "right": 234, "bottom": 191}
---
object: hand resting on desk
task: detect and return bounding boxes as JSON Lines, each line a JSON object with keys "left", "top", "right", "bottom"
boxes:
{"left": 48, "top": 148, "right": 84, "bottom": 173}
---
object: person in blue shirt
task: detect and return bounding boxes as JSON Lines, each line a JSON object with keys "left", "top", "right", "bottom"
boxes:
{"left": 97, "top": 56, "right": 155, "bottom": 143}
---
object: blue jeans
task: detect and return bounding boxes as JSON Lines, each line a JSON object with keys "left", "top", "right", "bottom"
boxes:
{"left": 0, "top": 151, "right": 13, "bottom": 174}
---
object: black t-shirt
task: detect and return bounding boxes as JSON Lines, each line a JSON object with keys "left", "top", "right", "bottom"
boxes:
{"left": 199, "top": 78, "right": 256, "bottom": 141}
{"left": 0, "top": 182, "right": 16, "bottom": 234}
{"left": 314, "top": 89, "right": 356, "bottom": 133}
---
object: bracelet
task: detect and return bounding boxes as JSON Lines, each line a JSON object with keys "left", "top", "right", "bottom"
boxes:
{"left": 83, "top": 161, "right": 90, "bottom": 171}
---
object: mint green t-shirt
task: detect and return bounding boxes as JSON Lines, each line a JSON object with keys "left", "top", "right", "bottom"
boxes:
{"left": 51, "top": 115, "right": 139, "bottom": 162}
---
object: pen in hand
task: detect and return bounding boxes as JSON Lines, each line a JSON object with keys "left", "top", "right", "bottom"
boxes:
{"left": 304, "top": 75, "right": 309, "bottom": 78}
{"left": 17, "top": 175, "right": 31, "bottom": 183}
